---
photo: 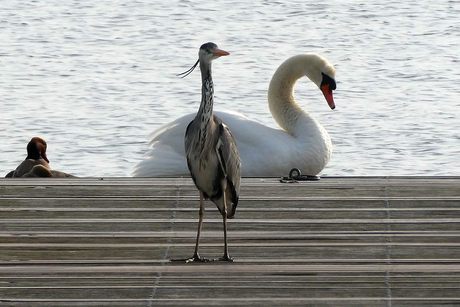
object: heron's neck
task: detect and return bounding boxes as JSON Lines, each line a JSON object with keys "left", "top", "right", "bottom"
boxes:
{"left": 197, "top": 61, "right": 214, "bottom": 139}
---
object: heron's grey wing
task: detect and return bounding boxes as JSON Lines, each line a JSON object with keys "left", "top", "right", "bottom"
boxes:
{"left": 216, "top": 122, "right": 242, "bottom": 197}
{"left": 184, "top": 119, "right": 198, "bottom": 159}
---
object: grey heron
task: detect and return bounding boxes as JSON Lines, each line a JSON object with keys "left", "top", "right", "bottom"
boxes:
{"left": 181, "top": 42, "right": 241, "bottom": 263}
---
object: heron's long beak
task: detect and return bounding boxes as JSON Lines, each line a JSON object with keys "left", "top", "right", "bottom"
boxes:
{"left": 213, "top": 49, "right": 230, "bottom": 57}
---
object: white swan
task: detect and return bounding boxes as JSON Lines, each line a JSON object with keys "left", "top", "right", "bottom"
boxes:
{"left": 133, "top": 53, "right": 336, "bottom": 177}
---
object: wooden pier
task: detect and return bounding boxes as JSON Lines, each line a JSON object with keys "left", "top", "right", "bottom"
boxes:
{"left": 1, "top": 176, "right": 460, "bottom": 306}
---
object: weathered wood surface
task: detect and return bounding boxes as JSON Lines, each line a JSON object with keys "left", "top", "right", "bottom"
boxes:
{"left": 0, "top": 176, "right": 459, "bottom": 306}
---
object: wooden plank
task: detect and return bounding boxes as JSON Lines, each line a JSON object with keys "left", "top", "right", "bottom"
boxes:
{"left": 1, "top": 177, "right": 460, "bottom": 306}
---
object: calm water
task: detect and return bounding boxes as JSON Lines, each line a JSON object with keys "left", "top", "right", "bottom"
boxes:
{"left": 2, "top": 0, "right": 460, "bottom": 177}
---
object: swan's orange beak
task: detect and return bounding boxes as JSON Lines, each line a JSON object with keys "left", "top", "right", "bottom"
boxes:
{"left": 213, "top": 49, "right": 230, "bottom": 57}
{"left": 321, "top": 84, "right": 335, "bottom": 109}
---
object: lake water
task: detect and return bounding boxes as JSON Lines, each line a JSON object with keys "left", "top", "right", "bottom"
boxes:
{"left": 2, "top": 0, "right": 460, "bottom": 177}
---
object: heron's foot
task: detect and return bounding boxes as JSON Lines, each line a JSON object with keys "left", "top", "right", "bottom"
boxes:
{"left": 217, "top": 254, "right": 234, "bottom": 262}
{"left": 185, "top": 255, "right": 209, "bottom": 263}
{"left": 170, "top": 253, "right": 209, "bottom": 263}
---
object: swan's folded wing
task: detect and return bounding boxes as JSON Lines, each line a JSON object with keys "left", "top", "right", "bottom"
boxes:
{"left": 132, "top": 114, "right": 193, "bottom": 177}
{"left": 132, "top": 144, "right": 189, "bottom": 177}
{"left": 132, "top": 110, "right": 295, "bottom": 177}
{"left": 148, "top": 113, "right": 195, "bottom": 150}
{"left": 217, "top": 111, "right": 297, "bottom": 176}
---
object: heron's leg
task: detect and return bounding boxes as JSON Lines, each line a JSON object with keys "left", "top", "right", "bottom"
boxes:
{"left": 186, "top": 191, "right": 207, "bottom": 263}
{"left": 219, "top": 190, "right": 233, "bottom": 262}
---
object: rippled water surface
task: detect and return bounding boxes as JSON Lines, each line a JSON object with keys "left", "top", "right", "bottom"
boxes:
{"left": 2, "top": 0, "right": 460, "bottom": 177}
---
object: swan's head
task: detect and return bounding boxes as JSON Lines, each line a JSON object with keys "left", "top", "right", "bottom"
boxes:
{"left": 178, "top": 42, "right": 230, "bottom": 78}
{"left": 304, "top": 54, "right": 336, "bottom": 109}
{"left": 319, "top": 71, "right": 336, "bottom": 110}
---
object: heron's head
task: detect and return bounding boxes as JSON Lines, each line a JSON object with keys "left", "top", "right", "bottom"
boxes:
{"left": 177, "top": 42, "right": 229, "bottom": 78}
{"left": 198, "top": 42, "right": 229, "bottom": 62}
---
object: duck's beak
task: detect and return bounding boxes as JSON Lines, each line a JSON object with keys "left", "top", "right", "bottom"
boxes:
{"left": 42, "top": 152, "right": 50, "bottom": 163}
{"left": 321, "top": 84, "right": 335, "bottom": 109}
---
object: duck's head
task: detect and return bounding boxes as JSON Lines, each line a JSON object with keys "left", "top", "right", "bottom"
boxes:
{"left": 26, "top": 137, "right": 49, "bottom": 163}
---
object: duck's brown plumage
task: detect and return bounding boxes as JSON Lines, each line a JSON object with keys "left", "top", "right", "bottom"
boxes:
{"left": 7, "top": 137, "right": 76, "bottom": 178}
{"left": 11, "top": 137, "right": 51, "bottom": 178}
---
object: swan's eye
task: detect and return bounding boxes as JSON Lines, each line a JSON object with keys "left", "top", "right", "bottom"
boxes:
{"left": 321, "top": 73, "right": 336, "bottom": 91}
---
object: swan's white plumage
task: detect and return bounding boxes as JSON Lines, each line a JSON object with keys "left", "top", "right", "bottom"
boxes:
{"left": 133, "top": 53, "right": 335, "bottom": 177}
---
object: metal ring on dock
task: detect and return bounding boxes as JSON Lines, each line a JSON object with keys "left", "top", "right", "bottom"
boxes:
{"left": 281, "top": 168, "right": 321, "bottom": 182}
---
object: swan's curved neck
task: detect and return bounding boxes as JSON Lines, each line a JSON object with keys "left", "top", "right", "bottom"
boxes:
{"left": 267, "top": 54, "right": 322, "bottom": 138}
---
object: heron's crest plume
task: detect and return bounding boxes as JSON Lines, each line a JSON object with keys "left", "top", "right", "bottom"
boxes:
{"left": 177, "top": 59, "right": 200, "bottom": 78}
